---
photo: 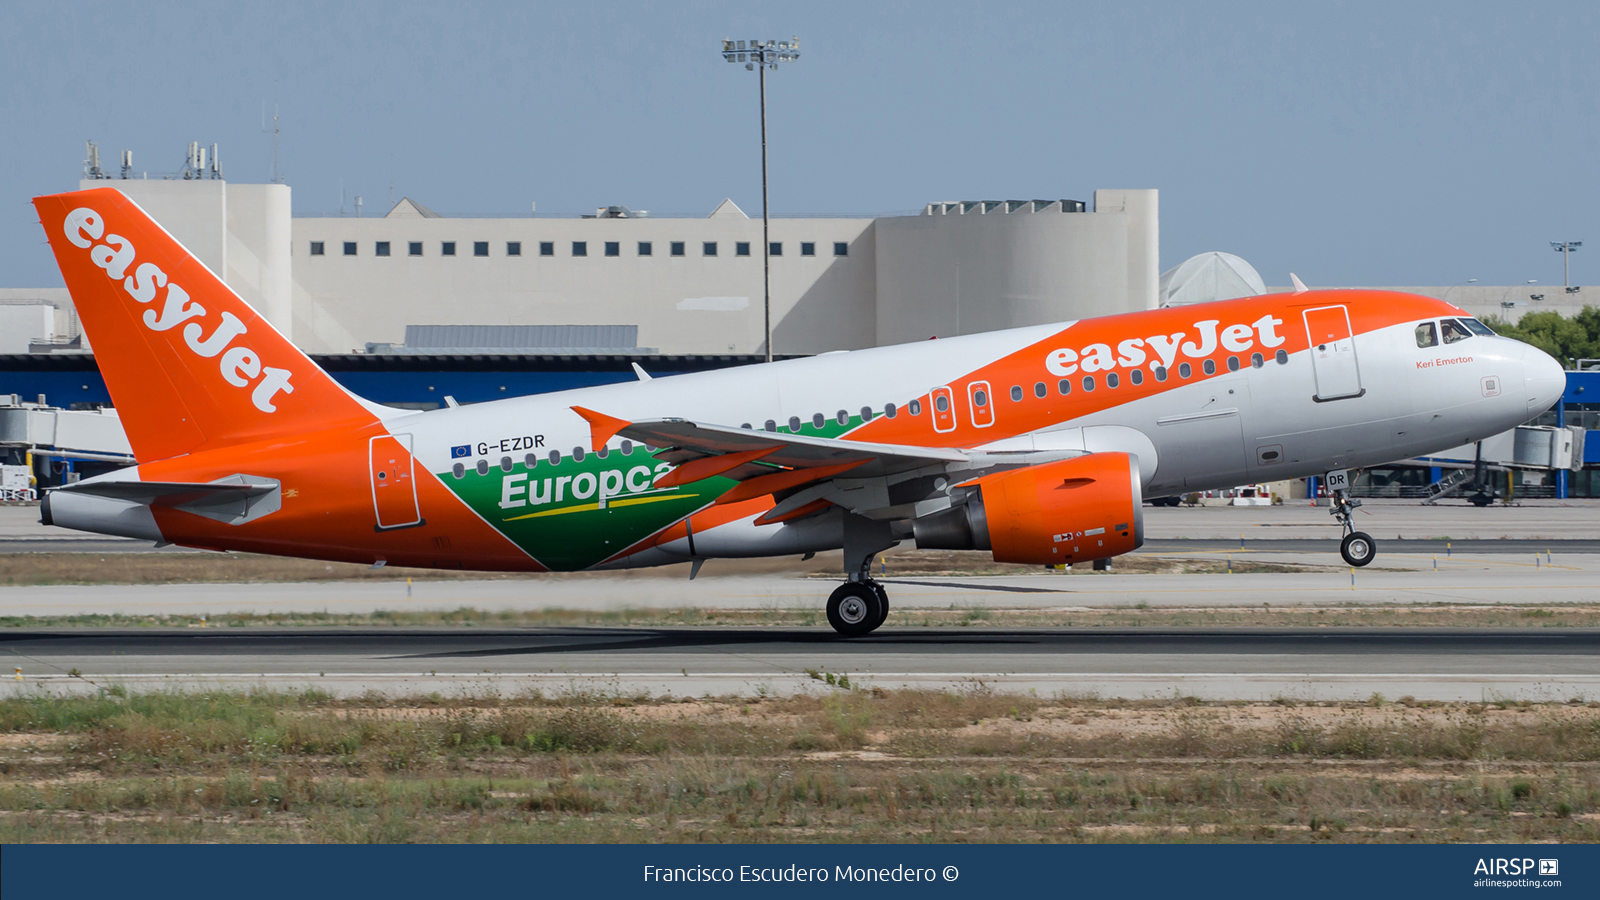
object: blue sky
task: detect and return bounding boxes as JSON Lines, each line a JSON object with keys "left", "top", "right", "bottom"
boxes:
{"left": 2, "top": 1, "right": 1595, "bottom": 288}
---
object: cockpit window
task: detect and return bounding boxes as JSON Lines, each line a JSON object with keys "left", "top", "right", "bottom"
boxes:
{"left": 1462, "top": 318, "right": 1495, "bottom": 336}
{"left": 1415, "top": 322, "right": 1438, "bottom": 348}
{"left": 1441, "top": 318, "right": 1473, "bottom": 344}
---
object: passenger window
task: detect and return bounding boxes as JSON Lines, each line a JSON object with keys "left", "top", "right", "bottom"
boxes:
{"left": 813, "top": 412, "right": 826, "bottom": 428}
{"left": 1251, "top": 353, "right": 1264, "bottom": 368}
{"left": 836, "top": 410, "right": 849, "bottom": 425}
{"left": 1009, "top": 385, "right": 1023, "bottom": 402}
{"left": 885, "top": 403, "right": 898, "bottom": 418}
{"left": 1106, "top": 372, "right": 1119, "bottom": 388}
{"left": 935, "top": 394, "right": 950, "bottom": 412}
{"left": 1442, "top": 318, "right": 1472, "bottom": 344}
{"left": 1130, "top": 369, "right": 1143, "bottom": 385}
{"left": 1034, "top": 382, "right": 1047, "bottom": 398}
{"left": 764, "top": 419, "right": 777, "bottom": 432}
{"left": 1179, "top": 363, "right": 1192, "bottom": 378}
{"left": 1227, "top": 356, "right": 1239, "bottom": 372}
{"left": 860, "top": 407, "right": 873, "bottom": 421}
{"left": 1275, "top": 350, "right": 1288, "bottom": 365}
{"left": 1203, "top": 359, "right": 1216, "bottom": 375}
{"left": 1082, "top": 376, "right": 1095, "bottom": 391}
{"left": 1154, "top": 366, "right": 1167, "bottom": 382}
{"left": 788, "top": 416, "right": 801, "bottom": 432}
{"left": 1057, "top": 379, "right": 1071, "bottom": 395}
{"left": 1415, "top": 322, "right": 1438, "bottom": 348}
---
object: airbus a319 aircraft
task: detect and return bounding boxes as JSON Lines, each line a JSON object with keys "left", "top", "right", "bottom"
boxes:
{"left": 34, "top": 189, "right": 1565, "bottom": 634}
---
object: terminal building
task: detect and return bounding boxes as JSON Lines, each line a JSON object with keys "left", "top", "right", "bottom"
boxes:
{"left": 0, "top": 143, "right": 1592, "bottom": 497}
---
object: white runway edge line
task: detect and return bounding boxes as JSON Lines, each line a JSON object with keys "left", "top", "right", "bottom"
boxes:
{"left": 10, "top": 672, "right": 1600, "bottom": 682}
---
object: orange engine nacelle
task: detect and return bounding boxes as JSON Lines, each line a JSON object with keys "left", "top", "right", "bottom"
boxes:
{"left": 913, "top": 452, "right": 1144, "bottom": 565}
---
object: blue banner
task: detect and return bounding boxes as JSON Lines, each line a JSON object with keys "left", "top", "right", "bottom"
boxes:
{"left": 3, "top": 844, "right": 1595, "bottom": 899}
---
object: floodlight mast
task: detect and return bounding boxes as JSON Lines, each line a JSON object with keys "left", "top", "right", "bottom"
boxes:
{"left": 1551, "top": 241, "right": 1582, "bottom": 292}
{"left": 723, "top": 36, "right": 800, "bottom": 363}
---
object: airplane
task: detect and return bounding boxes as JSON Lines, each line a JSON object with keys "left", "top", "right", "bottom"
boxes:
{"left": 32, "top": 188, "right": 1567, "bottom": 635}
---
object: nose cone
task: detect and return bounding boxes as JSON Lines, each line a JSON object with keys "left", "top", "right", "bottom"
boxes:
{"left": 1522, "top": 343, "right": 1566, "bottom": 415}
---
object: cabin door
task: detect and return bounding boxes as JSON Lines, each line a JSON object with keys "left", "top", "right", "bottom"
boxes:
{"left": 1303, "top": 305, "right": 1364, "bottom": 401}
{"left": 370, "top": 433, "right": 424, "bottom": 531}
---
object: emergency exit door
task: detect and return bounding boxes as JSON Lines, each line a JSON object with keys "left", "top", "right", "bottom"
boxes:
{"left": 1302, "top": 305, "right": 1364, "bottom": 401}
{"left": 370, "top": 433, "right": 424, "bottom": 531}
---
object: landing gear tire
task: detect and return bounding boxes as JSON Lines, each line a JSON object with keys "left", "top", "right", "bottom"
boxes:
{"left": 1469, "top": 493, "right": 1493, "bottom": 507}
{"left": 827, "top": 582, "right": 885, "bottom": 637}
{"left": 1340, "top": 531, "right": 1376, "bottom": 567}
{"left": 869, "top": 582, "right": 890, "bottom": 630}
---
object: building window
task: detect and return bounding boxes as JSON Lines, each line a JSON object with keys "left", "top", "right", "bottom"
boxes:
{"left": 735, "top": 242, "right": 751, "bottom": 256}
{"left": 605, "top": 241, "right": 620, "bottom": 257}
{"left": 801, "top": 242, "right": 815, "bottom": 256}
{"left": 573, "top": 241, "right": 588, "bottom": 257}
{"left": 441, "top": 242, "right": 456, "bottom": 256}
{"left": 638, "top": 241, "right": 653, "bottom": 256}
{"left": 539, "top": 241, "right": 554, "bottom": 256}
{"left": 770, "top": 242, "right": 782, "bottom": 256}
{"left": 343, "top": 241, "right": 357, "bottom": 256}
{"left": 833, "top": 242, "right": 848, "bottom": 256}
{"left": 507, "top": 241, "right": 521, "bottom": 256}
{"left": 703, "top": 242, "right": 718, "bottom": 256}
{"left": 474, "top": 241, "right": 489, "bottom": 257}
{"left": 408, "top": 241, "right": 423, "bottom": 256}
{"left": 375, "top": 241, "right": 391, "bottom": 257}
{"left": 310, "top": 241, "right": 325, "bottom": 256}
{"left": 671, "top": 241, "right": 686, "bottom": 256}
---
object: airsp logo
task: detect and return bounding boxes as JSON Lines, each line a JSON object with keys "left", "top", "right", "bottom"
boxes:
{"left": 1539, "top": 859, "right": 1559, "bottom": 877}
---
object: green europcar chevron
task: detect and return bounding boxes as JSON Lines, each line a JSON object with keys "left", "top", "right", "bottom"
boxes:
{"left": 437, "top": 416, "right": 870, "bottom": 570}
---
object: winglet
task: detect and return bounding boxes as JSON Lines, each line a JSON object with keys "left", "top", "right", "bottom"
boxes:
{"left": 1290, "top": 273, "right": 1309, "bottom": 293}
{"left": 631, "top": 362, "right": 653, "bottom": 382}
{"left": 570, "top": 406, "right": 633, "bottom": 450}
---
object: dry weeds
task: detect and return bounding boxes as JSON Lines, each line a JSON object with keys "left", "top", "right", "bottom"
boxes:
{"left": 0, "top": 686, "right": 1595, "bottom": 843}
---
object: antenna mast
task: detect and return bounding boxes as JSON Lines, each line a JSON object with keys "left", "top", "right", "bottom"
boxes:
{"left": 261, "top": 103, "right": 282, "bottom": 183}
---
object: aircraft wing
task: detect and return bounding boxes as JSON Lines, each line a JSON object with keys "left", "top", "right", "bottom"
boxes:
{"left": 618, "top": 418, "right": 965, "bottom": 476}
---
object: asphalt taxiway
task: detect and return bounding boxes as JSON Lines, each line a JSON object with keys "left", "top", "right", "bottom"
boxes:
{"left": 3, "top": 626, "right": 1596, "bottom": 702}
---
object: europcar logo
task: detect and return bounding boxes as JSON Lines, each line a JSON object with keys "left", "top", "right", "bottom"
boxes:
{"left": 62, "top": 206, "right": 295, "bottom": 413}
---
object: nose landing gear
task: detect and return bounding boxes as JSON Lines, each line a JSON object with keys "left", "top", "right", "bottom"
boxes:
{"left": 1331, "top": 490, "right": 1376, "bottom": 567}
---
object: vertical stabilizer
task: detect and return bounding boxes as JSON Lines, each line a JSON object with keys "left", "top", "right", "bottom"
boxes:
{"left": 33, "top": 188, "right": 375, "bottom": 462}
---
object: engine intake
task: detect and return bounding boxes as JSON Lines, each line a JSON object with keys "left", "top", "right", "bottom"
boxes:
{"left": 913, "top": 452, "right": 1144, "bottom": 565}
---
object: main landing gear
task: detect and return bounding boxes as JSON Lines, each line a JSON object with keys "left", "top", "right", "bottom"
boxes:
{"left": 1330, "top": 489, "right": 1376, "bottom": 567}
{"left": 826, "top": 580, "right": 889, "bottom": 637}
{"left": 828, "top": 513, "right": 896, "bottom": 636}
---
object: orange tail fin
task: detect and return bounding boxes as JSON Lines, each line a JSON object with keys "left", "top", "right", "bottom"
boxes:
{"left": 33, "top": 188, "right": 377, "bottom": 462}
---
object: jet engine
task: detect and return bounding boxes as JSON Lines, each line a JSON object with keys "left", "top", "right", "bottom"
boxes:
{"left": 912, "top": 452, "right": 1144, "bottom": 565}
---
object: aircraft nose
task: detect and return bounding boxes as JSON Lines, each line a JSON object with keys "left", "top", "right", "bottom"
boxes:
{"left": 1521, "top": 343, "right": 1566, "bottom": 415}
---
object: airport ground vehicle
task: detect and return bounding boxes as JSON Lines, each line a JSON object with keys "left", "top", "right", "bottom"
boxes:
{"left": 35, "top": 188, "right": 1565, "bottom": 633}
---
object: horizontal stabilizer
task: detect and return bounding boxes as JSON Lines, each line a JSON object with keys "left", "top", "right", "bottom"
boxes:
{"left": 55, "top": 479, "right": 276, "bottom": 506}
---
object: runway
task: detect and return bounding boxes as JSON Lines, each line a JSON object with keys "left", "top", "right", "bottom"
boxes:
{"left": 4, "top": 627, "right": 1597, "bottom": 702}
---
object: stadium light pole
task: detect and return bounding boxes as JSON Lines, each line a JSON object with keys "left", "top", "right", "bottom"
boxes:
{"left": 722, "top": 36, "right": 800, "bottom": 363}
{"left": 1551, "top": 241, "right": 1582, "bottom": 292}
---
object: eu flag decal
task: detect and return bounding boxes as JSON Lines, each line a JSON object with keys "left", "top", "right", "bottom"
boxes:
{"left": 451, "top": 445, "right": 472, "bottom": 459}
